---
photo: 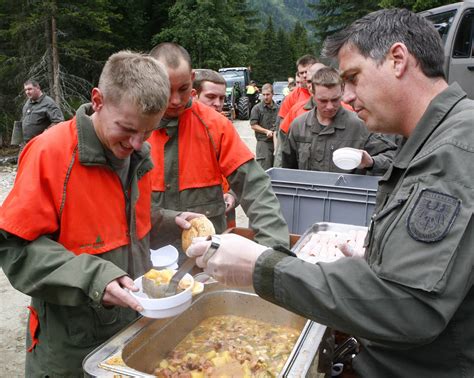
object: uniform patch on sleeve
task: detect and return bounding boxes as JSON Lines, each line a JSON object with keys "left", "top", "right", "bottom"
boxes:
{"left": 407, "top": 189, "right": 461, "bottom": 243}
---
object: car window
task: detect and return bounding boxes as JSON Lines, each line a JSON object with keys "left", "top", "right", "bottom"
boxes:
{"left": 273, "top": 82, "right": 288, "bottom": 95}
{"left": 426, "top": 10, "right": 457, "bottom": 44}
{"left": 452, "top": 10, "right": 474, "bottom": 58}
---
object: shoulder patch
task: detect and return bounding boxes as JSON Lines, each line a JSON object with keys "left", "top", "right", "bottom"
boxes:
{"left": 407, "top": 189, "right": 461, "bottom": 243}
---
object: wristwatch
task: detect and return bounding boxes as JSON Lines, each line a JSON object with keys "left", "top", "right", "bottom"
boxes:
{"left": 203, "top": 235, "right": 221, "bottom": 264}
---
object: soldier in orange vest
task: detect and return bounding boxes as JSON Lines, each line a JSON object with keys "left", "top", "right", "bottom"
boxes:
{"left": 148, "top": 43, "right": 289, "bottom": 254}
{"left": 191, "top": 68, "right": 238, "bottom": 228}
{"left": 0, "top": 51, "right": 199, "bottom": 376}
{"left": 274, "top": 55, "right": 319, "bottom": 166}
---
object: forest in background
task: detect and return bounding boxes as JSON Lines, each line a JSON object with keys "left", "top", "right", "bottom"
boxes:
{"left": 0, "top": 0, "right": 457, "bottom": 141}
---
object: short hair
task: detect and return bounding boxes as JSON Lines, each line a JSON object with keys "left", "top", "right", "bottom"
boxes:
{"left": 98, "top": 50, "right": 170, "bottom": 114}
{"left": 312, "top": 67, "right": 343, "bottom": 92}
{"left": 322, "top": 8, "right": 445, "bottom": 78}
{"left": 24, "top": 79, "right": 40, "bottom": 88}
{"left": 262, "top": 83, "right": 273, "bottom": 93}
{"left": 296, "top": 54, "right": 319, "bottom": 68}
{"left": 288, "top": 81, "right": 296, "bottom": 89}
{"left": 149, "top": 42, "right": 192, "bottom": 70}
{"left": 193, "top": 69, "right": 226, "bottom": 93}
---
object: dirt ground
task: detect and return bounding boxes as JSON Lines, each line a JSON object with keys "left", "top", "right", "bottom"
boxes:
{"left": 0, "top": 164, "right": 30, "bottom": 376}
{"left": 0, "top": 120, "right": 255, "bottom": 375}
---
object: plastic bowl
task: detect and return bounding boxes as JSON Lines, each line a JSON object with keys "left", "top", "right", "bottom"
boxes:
{"left": 332, "top": 148, "right": 363, "bottom": 170}
{"left": 150, "top": 245, "right": 179, "bottom": 270}
{"left": 130, "top": 273, "right": 193, "bottom": 319}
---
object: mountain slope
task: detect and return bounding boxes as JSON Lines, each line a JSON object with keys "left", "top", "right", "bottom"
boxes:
{"left": 248, "top": 0, "right": 317, "bottom": 30}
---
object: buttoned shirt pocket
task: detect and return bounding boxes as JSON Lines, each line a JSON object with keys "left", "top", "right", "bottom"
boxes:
{"left": 369, "top": 183, "right": 468, "bottom": 293}
{"left": 312, "top": 136, "right": 327, "bottom": 162}
{"left": 294, "top": 136, "right": 313, "bottom": 170}
{"left": 185, "top": 194, "right": 227, "bottom": 232}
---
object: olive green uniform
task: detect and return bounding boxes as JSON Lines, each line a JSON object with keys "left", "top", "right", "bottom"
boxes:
{"left": 0, "top": 105, "right": 178, "bottom": 377}
{"left": 254, "top": 84, "right": 474, "bottom": 376}
{"left": 21, "top": 93, "right": 64, "bottom": 142}
{"left": 249, "top": 100, "right": 278, "bottom": 170}
{"left": 282, "top": 106, "right": 397, "bottom": 175}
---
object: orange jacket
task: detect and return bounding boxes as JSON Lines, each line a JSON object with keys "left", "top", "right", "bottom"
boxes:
{"left": 281, "top": 98, "right": 354, "bottom": 134}
{"left": 0, "top": 117, "right": 152, "bottom": 255}
{"left": 149, "top": 101, "right": 254, "bottom": 192}
{"left": 280, "top": 98, "right": 311, "bottom": 134}
{"left": 278, "top": 87, "right": 311, "bottom": 119}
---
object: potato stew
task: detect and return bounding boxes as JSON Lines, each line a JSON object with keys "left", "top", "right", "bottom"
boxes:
{"left": 154, "top": 315, "right": 300, "bottom": 377}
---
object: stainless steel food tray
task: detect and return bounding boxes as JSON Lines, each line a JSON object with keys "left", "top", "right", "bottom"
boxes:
{"left": 292, "top": 222, "right": 368, "bottom": 255}
{"left": 83, "top": 222, "right": 366, "bottom": 377}
{"left": 83, "top": 283, "right": 326, "bottom": 377}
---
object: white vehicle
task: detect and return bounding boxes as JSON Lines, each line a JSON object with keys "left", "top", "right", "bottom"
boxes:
{"left": 419, "top": 0, "right": 474, "bottom": 98}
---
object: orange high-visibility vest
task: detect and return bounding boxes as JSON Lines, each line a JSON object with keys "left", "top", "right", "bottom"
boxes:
{"left": 280, "top": 98, "right": 311, "bottom": 134}
{"left": 278, "top": 87, "right": 311, "bottom": 120}
{"left": 0, "top": 117, "right": 152, "bottom": 255}
{"left": 149, "top": 101, "right": 254, "bottom": 192}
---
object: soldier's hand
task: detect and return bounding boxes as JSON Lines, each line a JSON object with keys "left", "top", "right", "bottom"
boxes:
{"left": 223, "top": 193, "right": 236, "bottom": 213}
{"left": 102, "top": 276, "right": 143, "bottom": 312}
{"left": 358, "top": 150, "right": 374, "bottom": 169}
{"left": 175, "top": 212, "right": 204, "bottom": 230}
{"left": 187, "top": 234, "right": 268, "bottom": 287}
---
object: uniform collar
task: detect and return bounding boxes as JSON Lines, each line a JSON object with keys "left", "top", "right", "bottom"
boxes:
{"left": 29, "top": 93, "right": 45, "bottom": 104}
{"left": 75, "top": 103, "right": 151, "bottom": 169}
{"left": 303, "top": 97, "right": 316, "bottom": 110}
{"left": 157, "top": 98, "right": 193, "bottom": 129}
{"left": 305, "top": 106, "right": 348, "bottom": 134}
{"left": 392, "top": 83, "right": 466, "bottom": 169}
{"left": 263, "top": 100, "right": 277, "bottom": 110}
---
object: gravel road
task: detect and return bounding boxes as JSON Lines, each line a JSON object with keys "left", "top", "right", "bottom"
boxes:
{"left": 0, "top": 165, "right": 30, "bottom": 377}
{"left": 0, "top": 120, "right": 255, "bottom": 375}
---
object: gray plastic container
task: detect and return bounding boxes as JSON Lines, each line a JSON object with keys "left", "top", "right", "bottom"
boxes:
{"left": 267, "top": 168, "right": 380, "bottom": 234}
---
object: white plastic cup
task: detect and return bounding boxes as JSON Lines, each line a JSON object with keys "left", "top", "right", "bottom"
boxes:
{"left": 150, "top": 245, "right": 179, "bottom": 270}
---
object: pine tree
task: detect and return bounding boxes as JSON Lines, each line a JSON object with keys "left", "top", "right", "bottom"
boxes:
{"left": 308, "top": 0, "right": 380, "bottom": 49}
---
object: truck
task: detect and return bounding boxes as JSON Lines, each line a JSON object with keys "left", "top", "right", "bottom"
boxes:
{"left": 218, "top": 67, "right": 251, "bottom": 120}
{"left": 419, "top": 0, "right": 474, "bottom": 98}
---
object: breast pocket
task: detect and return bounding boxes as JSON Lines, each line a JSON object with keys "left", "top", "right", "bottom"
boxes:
{"left": 296, "top": 141, "right": 312, "bottom": 170}
{"left": 366, "top": 184, "right": 417, "bottom": 266}
{"left": 370, "top": 184, "right": 467, "bottom": 293}
{"left": 185, "top": 195, "right": 226, "bottom": 232}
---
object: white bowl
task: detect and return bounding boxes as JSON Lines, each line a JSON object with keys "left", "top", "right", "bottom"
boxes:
{"left": 333, "top": 147, "right": 363, "bottom": 170}
{"left": 150, "top": 245, "right": 179, "bottom": 270}
{"left": 130, "top": 273, "right": 193, "bottom": 319}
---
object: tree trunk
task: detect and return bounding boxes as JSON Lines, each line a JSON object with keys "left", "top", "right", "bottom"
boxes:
{"left": 45, "top": 17, "right": 54, "bottom": 93}
{"left": 51, "top": 13, "right": 60, "bottom": 105}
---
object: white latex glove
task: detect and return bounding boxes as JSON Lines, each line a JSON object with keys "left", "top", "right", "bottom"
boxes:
{"left": 187, "top": 234, "right": 269, "bottom": 287}
{"left": 223, "top": 193, "right": 236, "bottom": 213}
{"left": 337, "top": 242, "right": 365, "bottom": 258}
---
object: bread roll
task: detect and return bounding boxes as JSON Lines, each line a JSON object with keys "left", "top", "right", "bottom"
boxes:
{"left": 181, "top": 217, "right": 215, "bottom": 252}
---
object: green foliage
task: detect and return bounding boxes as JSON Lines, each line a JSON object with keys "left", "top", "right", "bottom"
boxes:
{"left": 0, "top": 0, "right": 173, "bottom": 142}
{"left": 308, "top": 0, "right": 381, "bottom": 51}
{"left": 152, "top": 0, "right": 259, "bottom": 69}
{"left": 248, "top": 0, "right": 314, "bottom": 31}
